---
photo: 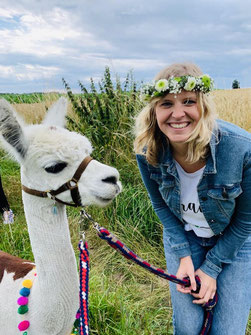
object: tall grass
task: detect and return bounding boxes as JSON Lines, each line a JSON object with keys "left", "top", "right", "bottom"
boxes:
{"left": 0, "top": 69, "right": 250, "bottom": 334}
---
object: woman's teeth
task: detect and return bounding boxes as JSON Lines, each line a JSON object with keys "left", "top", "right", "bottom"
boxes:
{"left": 169, "top": 122, "right": 189, "bottom": 129}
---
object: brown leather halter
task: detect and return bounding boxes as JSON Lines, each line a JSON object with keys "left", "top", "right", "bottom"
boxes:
{"left": 22, "top": 156, "right": 93, "bottom": 207}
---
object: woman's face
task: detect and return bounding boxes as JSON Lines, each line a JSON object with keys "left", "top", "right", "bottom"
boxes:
{"left": 155, "top": 90, "right": 201, "bottom": 145}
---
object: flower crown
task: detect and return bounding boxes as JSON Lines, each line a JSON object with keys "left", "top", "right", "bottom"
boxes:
{"left": 140, "top": 74, "right": 214, "bottom": 102}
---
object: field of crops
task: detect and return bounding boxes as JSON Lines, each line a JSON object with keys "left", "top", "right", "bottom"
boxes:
{"left": 213, "top": 88, "right": 251, "bottom": 132}
{"left": 0, "top": 79, "right": 250, "bottom": 334}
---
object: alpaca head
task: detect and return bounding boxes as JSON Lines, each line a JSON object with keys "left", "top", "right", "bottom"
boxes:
{"left": 0, "top": 98, "right": 122, "bottom": 207}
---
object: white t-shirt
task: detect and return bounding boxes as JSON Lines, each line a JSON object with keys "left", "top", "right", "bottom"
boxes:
{"left": 175, "top": 161, "right": 214, "bottom": 238}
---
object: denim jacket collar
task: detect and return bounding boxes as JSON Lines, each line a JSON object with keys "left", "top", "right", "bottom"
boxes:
{"left": 159, "top": 126, "right": 220, "bottom": 175}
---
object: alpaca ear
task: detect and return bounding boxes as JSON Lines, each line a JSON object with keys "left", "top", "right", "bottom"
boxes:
{"left": 0, "top": 99, "right": 28, "bottom": 162}
{"left": 42, "top": 97, "right": 68, "bottom": 127}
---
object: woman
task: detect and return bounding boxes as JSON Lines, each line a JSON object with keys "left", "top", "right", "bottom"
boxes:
{"left": 134, "top": 63, "right": 251, "bottom": 335}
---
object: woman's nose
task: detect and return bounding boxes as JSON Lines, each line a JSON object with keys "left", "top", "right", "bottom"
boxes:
{"left": 172, "top": 104, "right": 185, "bottom": 118}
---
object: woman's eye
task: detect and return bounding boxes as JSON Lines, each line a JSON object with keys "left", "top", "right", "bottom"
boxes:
{"left": 44, "top": 162, "right": 68, "bottom": 174}
{"left": 184, "top": 99, "right": 196, "bottom": 105}
{"left": 160, "top": 101, "right": 173, "bottom": 107}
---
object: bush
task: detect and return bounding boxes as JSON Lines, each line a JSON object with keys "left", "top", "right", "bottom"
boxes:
{"left": 62, "top": 67, "right": 143, "bottom": 178}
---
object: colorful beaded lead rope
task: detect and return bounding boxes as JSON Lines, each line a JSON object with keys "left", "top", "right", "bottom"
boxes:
{"left": 17, "top": 268, "right": 37, "bottom": 334}
{"left": 71, "top": 240, "right": 89, "bottom": 335}
{"left": 71, "top": 240, "right": 90, "bottom": 335}
{"left": 77, "top": 240, "right": 90, "bottom": 335}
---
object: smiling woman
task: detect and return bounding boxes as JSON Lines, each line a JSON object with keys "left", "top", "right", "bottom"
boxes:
{"left": 134, "top": 63, "right": 251, "bottom": 335}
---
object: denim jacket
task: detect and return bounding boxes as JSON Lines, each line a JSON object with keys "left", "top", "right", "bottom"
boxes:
{"left": 136, "top": 120, "right": 251, "bottom": 279}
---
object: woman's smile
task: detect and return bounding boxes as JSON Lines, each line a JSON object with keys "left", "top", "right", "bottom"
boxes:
{"left": 168, "top": 122, "right": 191, "bottom": 129}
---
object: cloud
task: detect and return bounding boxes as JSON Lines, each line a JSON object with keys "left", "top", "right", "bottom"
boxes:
{"left": 0, "top": 7, "right": 20, "bottom": 19}
{"left": 228, "top": 49, "right": 251, "bottom": 56}
{"left": 0, "top": 64, "right": 60, "bottom": 80}
{"left": 0, "top": 7, "right": 94, "bottom": 58}
{"left": 0, "top": 65, "right": 14, "bottom": 77}
{"left": 0, "top": 0, "right": 251, "bottom": 92}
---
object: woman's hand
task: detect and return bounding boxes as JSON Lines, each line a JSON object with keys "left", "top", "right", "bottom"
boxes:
{"left": 192, "top": 269, "right": 216, "bottom": 305}
{"left": 176, "top": 256, "right": 197, "bottom": 294}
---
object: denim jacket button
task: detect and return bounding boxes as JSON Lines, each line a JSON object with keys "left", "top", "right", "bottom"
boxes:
{"left": 210, "top": 219, "right": 215, "bottom": 223}
{"left": 201, "top": 197, "right": 208, "bottom": 201}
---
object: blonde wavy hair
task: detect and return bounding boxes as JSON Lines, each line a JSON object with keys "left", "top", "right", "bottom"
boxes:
{"left": 134, "top": 63, "right": 217, "bottom": 166}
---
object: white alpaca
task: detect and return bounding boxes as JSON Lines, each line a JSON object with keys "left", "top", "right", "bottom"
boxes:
{"left": 0, "top": 98, "right": 122, "bottom": 335}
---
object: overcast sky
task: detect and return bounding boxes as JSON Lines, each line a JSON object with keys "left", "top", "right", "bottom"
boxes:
{"left": 0, "top": 0, "right": 251, "bottom": 93}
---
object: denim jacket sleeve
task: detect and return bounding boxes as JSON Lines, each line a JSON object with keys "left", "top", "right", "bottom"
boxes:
{"left": 201, "top": 155, "right": 251, "bottom": 279}
{"left": 136, "top": 154, "right": 191, "bottom": 258}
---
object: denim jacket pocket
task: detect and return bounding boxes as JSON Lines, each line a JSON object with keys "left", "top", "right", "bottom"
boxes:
{"left": 207, "top": 184, "right": 242, "bottom": 219}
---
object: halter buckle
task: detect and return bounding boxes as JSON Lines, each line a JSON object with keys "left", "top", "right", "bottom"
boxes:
{"left": 67, "top": 179, "right": 78, "bottom": 190}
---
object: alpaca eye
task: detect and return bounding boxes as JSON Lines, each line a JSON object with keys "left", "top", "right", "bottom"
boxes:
{"left": 44, "top": 162, "right": 68, "bottom": 174}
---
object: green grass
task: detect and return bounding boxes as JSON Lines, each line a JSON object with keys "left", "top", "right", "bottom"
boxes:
{"left": 0, "top": 92, "right": 61, "bottom": 104}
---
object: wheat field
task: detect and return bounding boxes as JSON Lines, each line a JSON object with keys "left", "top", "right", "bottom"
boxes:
{"left": 213, "top": 88, "right": 251, "bottom": 132}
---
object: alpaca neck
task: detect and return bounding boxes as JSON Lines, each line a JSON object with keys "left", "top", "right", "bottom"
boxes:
{"left": 22, "top": 193, "right": 79, "bottom": 332}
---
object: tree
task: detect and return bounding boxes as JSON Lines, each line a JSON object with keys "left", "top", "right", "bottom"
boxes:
{"left": 232, "top": 79, "right": 240, "bottom": 89}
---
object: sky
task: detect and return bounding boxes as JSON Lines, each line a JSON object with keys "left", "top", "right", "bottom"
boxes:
{"left": 0, "top": 0, "right": 251, "bottom": 93}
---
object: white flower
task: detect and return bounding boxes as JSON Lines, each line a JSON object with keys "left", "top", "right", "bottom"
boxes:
{"left": 184, "top": 77, "right": 196, "bottom": 91}
{"left": 155, "top": 79, "right": 169, "bottom": 92}
{"left": 168, "top": 78, "right": 180, "bottom": 93}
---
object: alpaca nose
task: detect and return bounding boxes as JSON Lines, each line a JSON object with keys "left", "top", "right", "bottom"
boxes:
{"left": 102, "top": 176, "right": 118, "bottom": 185}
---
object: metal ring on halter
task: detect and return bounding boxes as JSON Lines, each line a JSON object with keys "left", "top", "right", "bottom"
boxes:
{"left": 79, "top": 209, "right": 91, "bottom": 240}
{"left": 80, "top": 208, "right": 100, "bottom": 231}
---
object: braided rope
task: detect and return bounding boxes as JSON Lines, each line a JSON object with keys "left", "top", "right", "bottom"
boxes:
{"left": 96, "top": 226, "right": 218, "bottom": 335}
{"left": 78, "top": 240, "right": 90, "bottom": 335}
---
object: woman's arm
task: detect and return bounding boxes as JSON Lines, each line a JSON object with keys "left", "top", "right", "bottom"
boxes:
{"left": 200, "top": 157, "right": 251, "bottom": 279}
